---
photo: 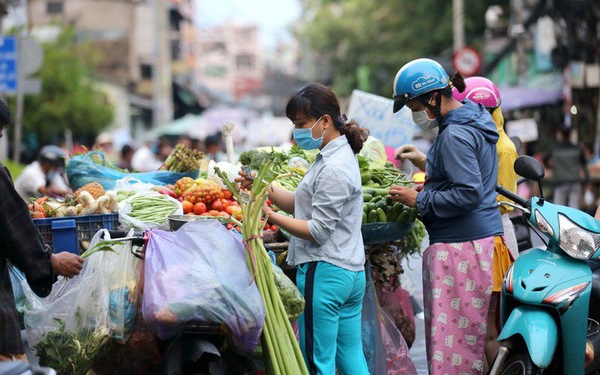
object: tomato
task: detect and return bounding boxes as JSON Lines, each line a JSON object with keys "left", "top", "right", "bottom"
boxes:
{"left": 222, "top": 189, "right": 233, "bottom": 199}
{"left": 193, "top": 202, "right": 207, "bottom": 215}
{"left": 182, "top": 200, "right": 194, "bottom": 214}
{"left": 227, "top": 223, "right": 234, "bottom": 230}
{"left": 219, "top": 199, "right": 232, "bottom": 209}
{"left": 33, "top": 203, "right": 45, "bottom": 213}
{"left": 271, "top": 225, "right": 279, "bottom": 231}
{"left": 209, "top": 210, "right": 220, "bottom": 216}
{"left": 266, "top": 199, "right": 272, "bottom": 207}
{"left": 217, "top": 211, "right": 229, "bottom": 218}
{"left": 225, "top": 206, "right": 234, "bottom": 216}
{"left": 200, "top": 212, "right": 212, "bottom": 216}
{"left": 211, "top": 200, "right": 224, "bottom": 212}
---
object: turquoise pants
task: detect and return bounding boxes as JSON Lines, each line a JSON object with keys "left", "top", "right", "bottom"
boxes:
{"left": 296, "top": 261, "right": 370, "bottom": 375}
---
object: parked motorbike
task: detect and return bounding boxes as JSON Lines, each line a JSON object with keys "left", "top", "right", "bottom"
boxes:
{"left": 489, "top": 155, "right": 600, "bottom": 374}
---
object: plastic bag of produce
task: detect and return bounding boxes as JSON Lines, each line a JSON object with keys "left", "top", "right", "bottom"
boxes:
{"left": 361, "top": 261, "right": 387, "bottom": 375}
{"left": 359, "top": 136, "right": 387, "bottom": 169}
{"left": 114, "top": 176, "right": 157, "bottom": 193}
{"left": 267, "top": 251, "right": 305, "bottom": 321}
{"left": 67, "top": 151, "right": 197, "bottom": 191}
{"left": 8, "top": 265, "right": 27, "bottom": 326}
{"left": 376, "top": 284, "right": 416, "bottom": 347}
{"left": 379, "top": 306, "right": 417, "bottom": 374}
{"left": 22, "top": 229, "right": 139, "bottom": 374}
{"left": 118, "top": 191, "right": 182, "bottom": 230}
{"left": 142, "top": 220, "right": 265, "bottom": 353}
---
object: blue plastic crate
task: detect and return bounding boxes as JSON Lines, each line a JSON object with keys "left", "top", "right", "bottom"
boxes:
{"left": 33, "top": 213, "right": 120, "bottom": 253}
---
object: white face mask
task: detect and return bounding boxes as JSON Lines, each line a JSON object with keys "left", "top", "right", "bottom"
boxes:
{"left": 411, "top": 98, "right": 439, "bottom": 129}
{"left": 412, "top": 109, "right": 439, "bottom": 129}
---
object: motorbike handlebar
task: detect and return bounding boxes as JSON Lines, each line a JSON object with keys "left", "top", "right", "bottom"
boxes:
{"left": 496, "top": 184, "right": 529, "bottom": 208}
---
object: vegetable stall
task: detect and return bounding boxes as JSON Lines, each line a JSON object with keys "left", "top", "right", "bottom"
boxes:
{"left": 14, "top": 139, "right": 421, "bottom": 374}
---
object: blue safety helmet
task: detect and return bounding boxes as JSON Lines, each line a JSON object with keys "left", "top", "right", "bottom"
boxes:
{"left": 392, "top": 58, "right": 450, "bottom": 113}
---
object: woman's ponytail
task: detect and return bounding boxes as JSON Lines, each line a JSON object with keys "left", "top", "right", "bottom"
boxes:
{"left": 340, "top": 118, "right": 369, "bottom": 154}
{"left": 450, "top": 72, "right": 466, "bottom": 93}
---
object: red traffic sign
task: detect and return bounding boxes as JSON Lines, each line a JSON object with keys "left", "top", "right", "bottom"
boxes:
{"left": 452, "top": 46, "right": 482, "bottom": 77}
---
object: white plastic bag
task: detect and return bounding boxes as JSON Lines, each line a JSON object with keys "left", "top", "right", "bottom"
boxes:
{"left": 114, "top": 176, "right": 157, "bottom": 192}
{"left": 23, "top": 230, "right": 125, "bottom": 373}
{"left": 118, "top": 190, "right": 182, "bottom": 230}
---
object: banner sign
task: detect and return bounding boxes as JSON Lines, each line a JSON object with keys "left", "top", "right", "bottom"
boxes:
{"left": 347, "top": 90, "right": 418, "bottom": 149}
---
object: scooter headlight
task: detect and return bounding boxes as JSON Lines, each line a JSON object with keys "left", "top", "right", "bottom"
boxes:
{"left": 558, "top": 214, "right": 600, "bottom": 259}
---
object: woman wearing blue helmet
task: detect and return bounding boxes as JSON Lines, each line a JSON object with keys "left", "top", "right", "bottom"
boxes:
{"left": 389, "top": 58, "right": 503, "bottom": 374}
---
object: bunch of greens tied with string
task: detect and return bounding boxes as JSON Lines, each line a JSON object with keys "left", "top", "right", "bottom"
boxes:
{"left": 215, "top": 161, "right": 308, "bottom": 375}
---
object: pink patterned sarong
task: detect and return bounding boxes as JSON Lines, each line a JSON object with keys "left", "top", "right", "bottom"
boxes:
{"left": 422, "top": 237, "right": 495, "bottom": 375}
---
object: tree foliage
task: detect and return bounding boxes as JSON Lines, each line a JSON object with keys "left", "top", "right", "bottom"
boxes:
{"left": 11, "top": 28, "right": 114, "bottom": 145}
{"left": 296, "top": 0, "right": 497, "bottom": 97}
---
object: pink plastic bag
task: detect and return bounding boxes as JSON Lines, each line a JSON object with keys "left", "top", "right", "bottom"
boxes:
{"left": 377, "top": 285, "right": 416, "bottom": 348}
{"left": 142, "top": 220, "right": 265, "bottom": 353}
{"left": 379, "top": 306, "right": 418, "bottom": 375}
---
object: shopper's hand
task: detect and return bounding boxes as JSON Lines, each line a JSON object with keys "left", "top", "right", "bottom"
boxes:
{"left": 235, "top": 170, "right": 256, "bottom": 190}
{"left": 396, "top": 144, "right": 426, "bottom": 171}
{"left": 51, "top": 252, "right": 84, "bottom": 278}
{"left": 388, "top": 185, "right": 418, "bottom": 208}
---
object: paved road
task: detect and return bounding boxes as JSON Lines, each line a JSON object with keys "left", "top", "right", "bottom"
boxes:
{"left": 402, "top": 251, "right": 428, "bottom": 375}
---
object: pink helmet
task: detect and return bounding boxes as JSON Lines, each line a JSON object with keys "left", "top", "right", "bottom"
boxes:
{"left": 452, "top": 76, "right": 501, "bottom": 108}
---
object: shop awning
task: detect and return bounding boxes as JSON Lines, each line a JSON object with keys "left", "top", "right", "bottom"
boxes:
{"left": 499, "top": 86, "right": 564, "bottom": 111}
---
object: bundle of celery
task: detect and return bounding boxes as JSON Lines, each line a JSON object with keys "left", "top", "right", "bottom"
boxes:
{"left": 216, "top": 162, "right": 308, "bottom": 375}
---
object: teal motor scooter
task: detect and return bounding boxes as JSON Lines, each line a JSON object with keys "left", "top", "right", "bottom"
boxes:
{"left": 489, "top": 155, "right": 600, "bottom": 375}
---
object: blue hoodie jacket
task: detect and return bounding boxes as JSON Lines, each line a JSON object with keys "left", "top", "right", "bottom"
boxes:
{"left": 416, "top": 100, "right": 503, "bottom": 244}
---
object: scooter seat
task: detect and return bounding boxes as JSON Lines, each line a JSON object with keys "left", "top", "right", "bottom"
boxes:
{"left": 588, "top": 260, "right": 600, "bottom": 319}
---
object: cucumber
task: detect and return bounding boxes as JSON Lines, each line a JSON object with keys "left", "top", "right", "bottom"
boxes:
{"left": 372, "top": 188, "right": 390, "bottom": 197}
{"left": 376, "top": 200, "right": 387, "bottom": 210}
{"left": 368, "top": 210, "right": 378, "bottom": 224}
{"left": 366, "top": 202, "right": 376, "bottom": 212}
{"left": 396, "top": 209, "right": 409, "bottom": 223}
{"left": 363, "top": 193, "right": 373, "bottom": 202}
{"left": 408, "top": 208, "right": 419, "bottom": 222}
{"left": 361, "top": 171, "right": 371, "bottom": 185}
{"left": 387, "top": 202, "right": 402, "bottom": 222}
{"left": 363, "top": 188, "right": 376, "bottom": 196}
{"left": 371, "top": 195, "right": 383, "bottom": 204}
{"left": 362, "top": 212, "right": 367, "bottom": 224}
{"left": 376, "top": 207, "right": 387, "bottom": 223}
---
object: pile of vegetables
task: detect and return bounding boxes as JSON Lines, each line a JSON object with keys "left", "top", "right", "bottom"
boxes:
{"left": 238, "top": 147, "right": 309, "bottom": 192}
{"left": 122, "top": 193, "right": 180, "bottom": 227}
{"left": 29, "top": 191, "right": 120, "bottom": 219}
{"left": 362, "top": 189, "right": 418, "bottom": 225}
{"left": 171, "top": 177, "right": 242, "bottom": 219}
{"left": 161, "top": 144, "right": 205, "bottom": 173}
{"left": 216, "top": 161, "right": 308, "bottom": 375}
{"left": 34, "top": 318, "right": 111, "bottom": 375}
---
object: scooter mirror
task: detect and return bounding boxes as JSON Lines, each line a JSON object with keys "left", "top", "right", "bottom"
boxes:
{"left": 514, "top": 155, "right": 545, "bottom": 181}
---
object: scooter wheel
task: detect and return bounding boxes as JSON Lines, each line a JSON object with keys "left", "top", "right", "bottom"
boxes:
{"left": 500, "top": 352, "right": 542, "bottom": 375}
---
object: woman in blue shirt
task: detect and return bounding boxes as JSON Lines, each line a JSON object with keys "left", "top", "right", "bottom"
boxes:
{"left": 240, "top": 83, "right": 370, "bottom": 375}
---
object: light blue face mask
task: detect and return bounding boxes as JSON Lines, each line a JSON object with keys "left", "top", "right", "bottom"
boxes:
{"left": 293, "top": 116, "right": 324, "bottom": 150}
